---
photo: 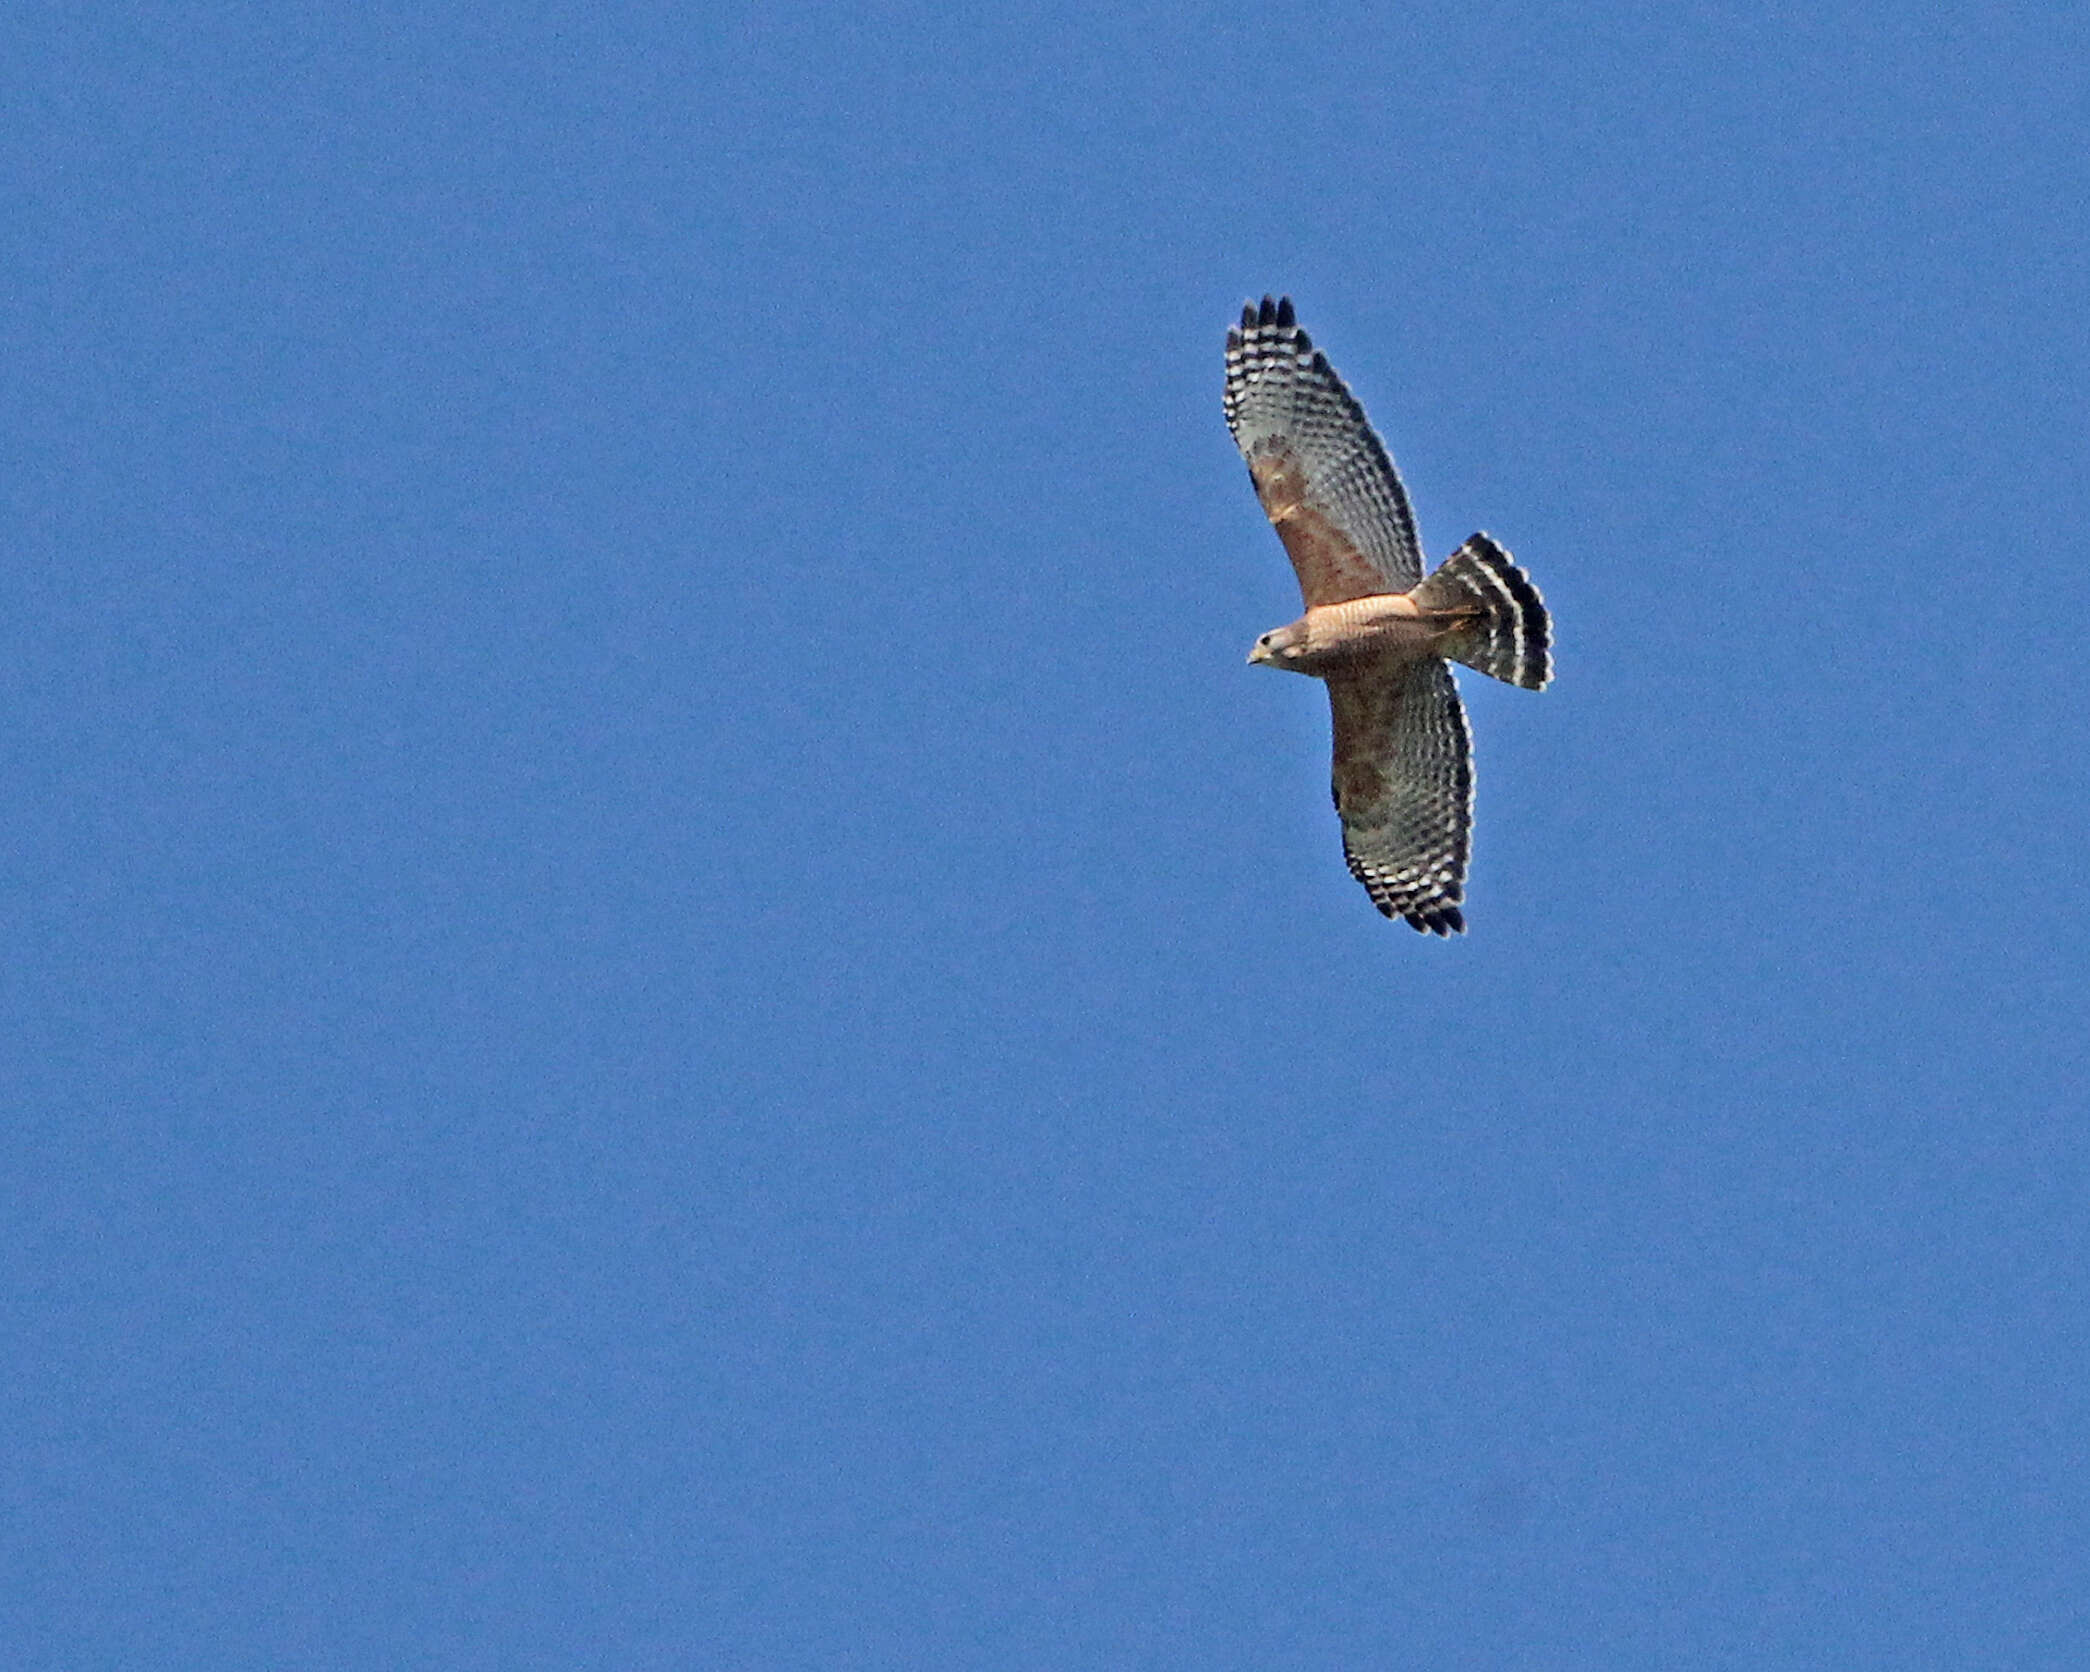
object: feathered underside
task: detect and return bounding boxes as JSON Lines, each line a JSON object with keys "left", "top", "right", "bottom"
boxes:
{"left": 1226, "top": 294, "right": 1546, "bottom": 934}
{"left": 1223, "top": 296, "right": 1423, "bottom": 605}
{"left": 1328, "top": 660, "right": 1473, "bottom": 934}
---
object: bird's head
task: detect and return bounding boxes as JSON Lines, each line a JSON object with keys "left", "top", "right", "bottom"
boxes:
{"left": 1248, "top": 622, "right": 1308, "bottom": 670}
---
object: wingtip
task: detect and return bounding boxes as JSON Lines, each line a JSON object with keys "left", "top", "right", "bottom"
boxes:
{"left": 1240, "top": 295, "right": 1300, "bottom": 334}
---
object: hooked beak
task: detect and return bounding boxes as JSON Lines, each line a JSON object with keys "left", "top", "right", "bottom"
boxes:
{"left": 1247, "top": 643, "right": 1269, "bottom": 666}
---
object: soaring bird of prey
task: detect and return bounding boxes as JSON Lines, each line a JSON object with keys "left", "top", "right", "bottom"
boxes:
{"left": 1224, "top": 296, "right": 1551, "bottom": 934}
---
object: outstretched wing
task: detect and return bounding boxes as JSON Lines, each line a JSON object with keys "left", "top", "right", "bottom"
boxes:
{"left": 1224, "top": 296, "right": 1423, "bottom": 606}
{"left": 1327, "top": 659, "right": 1473, "bottom": 934}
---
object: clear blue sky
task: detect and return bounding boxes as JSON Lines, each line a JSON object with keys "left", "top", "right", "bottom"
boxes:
{"left": 7, "top": 3, "right": 2088, "bottom": 1666}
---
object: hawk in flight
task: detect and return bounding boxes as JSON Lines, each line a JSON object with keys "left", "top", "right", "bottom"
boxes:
{"left": 1224, "top": 296, "right": 1551, "bottom": 934}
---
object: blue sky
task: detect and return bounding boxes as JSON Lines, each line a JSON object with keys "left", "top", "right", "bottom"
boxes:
{"left": 7, "top": 2, "right": 2089, "bottom": 1666}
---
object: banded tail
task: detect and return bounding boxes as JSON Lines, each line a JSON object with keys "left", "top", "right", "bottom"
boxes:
{"left": 1412, "top": 533, "right": 1552, "bottom": 691}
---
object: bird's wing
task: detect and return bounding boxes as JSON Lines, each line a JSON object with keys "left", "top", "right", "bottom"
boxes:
{"left": 1326, "top": 659, "right": 1473, "bottom": 934}
{"left": 1224, "top": 296, "right": 1424, "bottom": 606}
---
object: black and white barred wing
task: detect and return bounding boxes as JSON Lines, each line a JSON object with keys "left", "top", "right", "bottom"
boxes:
{"left": 1224, "top": 295, "right": 1424, "bottom": 606}
{"left": 1326, "top": 660, "right": 1474, "bottom": 935}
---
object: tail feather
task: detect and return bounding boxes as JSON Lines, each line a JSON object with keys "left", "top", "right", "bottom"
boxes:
{"left": 1412, "top": 533, "right": 1552, "bottom": 690}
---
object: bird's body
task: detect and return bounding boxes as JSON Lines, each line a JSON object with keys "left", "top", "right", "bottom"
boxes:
{"left": 1224, "top": 296, "right": 1552, "bottom": 934}
{"left": 1254, "top": 593, "right": 1447, "bottom": 678}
